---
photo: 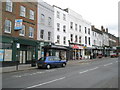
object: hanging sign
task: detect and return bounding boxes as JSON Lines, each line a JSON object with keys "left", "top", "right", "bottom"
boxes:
{"left": 14, "top": 19, "right": 23, "bottom": 30}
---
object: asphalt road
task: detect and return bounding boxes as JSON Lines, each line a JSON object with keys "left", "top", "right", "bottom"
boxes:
{"left": 2, "top": 57, "right": 119, "bottom": 89}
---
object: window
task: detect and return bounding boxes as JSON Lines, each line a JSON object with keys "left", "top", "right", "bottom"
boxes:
{"left": 57, "top": 11, "right": 60, "bottom": 18}
{"left": 29, "top": 27, "right": 34, "bottom": 38}
{"left": 40, "top": 30, "right": 44, "bottom": 39}
{"left": 63, "top": 37, "right": 66, "bottom": 45}
{"left": 71, "top": 34, "right": 73, "bottom": 42}
{"left": 79, "top": 36, "right": 81, "bottom": 43}
{"left": 41, "top": 14, "right": 45, "bottom": 23}
{"left": 75, "top": 24, "right": 77, "bottom": 31}
{"left": 93, "top": 32, "right": 94, "bottom": 36}
{"left": 57, "top": 23, "right": 60, "bottom": 31}
{"left": 48, "top": 17, "right": 52, "bottom": 26}
{"left": 75, "top": 35, "right": 78, "bottom": 42}
{"left": 4, "top": 20, "right": 12, "bottom": 33}
{"left": 94, "top": 40, "right": 96, "bottom": 45}
{"left": 48, "top": 32, "right": 51, "bottom": 40}
{"left": 85, "top": 27, "right": 87, "bottom": 34}
{"left": 85, "top": 36, "right": 87, "bottom": 44}
{"left": 88, "top": 37, "right": 91, "bottom": 45}
{"left": 19, "top": 25, "right": 25, "bottom": 36}
{"left": 63, "top": 14, "right": 66, "bottom": 20}
{"left": 79, "top": 25, "right": 81, "bottom": 32}
{"left": 63, "top": 25, "right": 66, "bottom": 32}
{"left": 29, "top": 10, "right": 34, "bottom": 20}
{"left": 6, "top": 0, "right": 12, "bottom": 12}
{"left": 88, "top": 28, "right": 90, "bottom": 35}
{"left": 57, "top": 35, "right": 60, "bottom": 44}
{"left": 20, "top": 6, "right": 26, "bottom": 17}
{"left": 70, "top": 22, "right": 73, "bottom": 29}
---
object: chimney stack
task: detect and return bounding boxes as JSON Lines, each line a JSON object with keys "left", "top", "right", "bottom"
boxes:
{"left": 101, "top": 26, "right": 105, "bottom": 32}
{"left": 106, "top": 28, "right": 108, "bottom": 33}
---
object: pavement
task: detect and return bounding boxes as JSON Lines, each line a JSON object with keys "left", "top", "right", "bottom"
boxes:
{"left": 1, "top": 57, "right": 110, "bottom": 73}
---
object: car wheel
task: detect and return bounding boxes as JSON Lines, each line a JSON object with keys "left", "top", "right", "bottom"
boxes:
{"left": 62, "top": 63, "right": 66, "bottom": 67}
{"left": 46, "top": 64, "right": 51, "bottom": 69}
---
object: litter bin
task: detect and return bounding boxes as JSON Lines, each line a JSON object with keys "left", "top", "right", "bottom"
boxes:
{"left": 31, "top": 59, "right": 36, "bottom": 67}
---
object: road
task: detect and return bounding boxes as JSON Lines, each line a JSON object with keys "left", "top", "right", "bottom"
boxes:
{"left": 2, "top": 57, "right": 119, "bottom": 89}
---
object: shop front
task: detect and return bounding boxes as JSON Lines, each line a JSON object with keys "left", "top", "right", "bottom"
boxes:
{"left": 1, "top": 35, "right": 38, "bottom": 67}
{"left": 42, "top": 45, "right": 68, "bottom": 60}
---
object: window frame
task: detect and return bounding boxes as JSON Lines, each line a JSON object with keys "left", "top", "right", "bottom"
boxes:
{"left": 29, "top": 27, "right": 34, "bottom": 38}
{"left": 19, "top": 25, "right": 25, "bottom": 36}
{"left": 20, "top": 6, "right": 26, "bottom": 17}
{"left": 6, "top": 0, "right": 13, "bottom": 12}
{"left": 29, "top": 10, "right": 34, "bottom": 20}
{"left": 40, "top": 30, "right": 44, "bottom": 39}
{"left": 4, "top": 19, "right": 12, "bottom": 33}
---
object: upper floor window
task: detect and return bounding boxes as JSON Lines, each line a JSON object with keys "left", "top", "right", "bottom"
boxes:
{"left": 63, "top": 14, "right": 66, "bottom": 21}
{"left": 75, "top": 24, "right": 77, "bottom": 31}
{"left": 88, "top": 28, "right": 90, "bottom": 35}
{"left": 57, "top": 11, "right": 60, "bottom": 18}
{"left": 85, "top": 27, "right": 87, "bottom": 34}
{"left": 57, "top": 35, "right": 60, "bottom": 44}
{"left": 94, "top": 40, "right": 96, "bottom": 45}
{"left": 19, "top": 25, "right": 25, "bottom": 36}
{"left": 79, "top": 36, "right": 81, "bottom": 44}
{"left": 6, "top": 0, "right": 12, "bottom": 12}
{"left": 70, "top": 22, "right": 73, "bottom": 29}
{"left": 29, "top": 10, "right": 34, "bottom": 20}
{"left": 57, "top": 23, "right": 60, "bottom": 31}
{"left": 41, "top": 14, "right": 45, "bottom": 24}
{"left": 63, "top": 25, "right": 66, "bottom": 32}
{"left": 71, "top": 34, "right": 73, "bottom": 42}
{"left": 20, "top": 6, "right": 26, "bottom": 17}
{"left": 29, "top": 27, "right": 34, "bottom": 38}
{"left": 85, "top": 36, "right": 87, "bottom": 44}
{"left": 88, "top": 37, "right": 91, "bottom": 45}
{"left": 48, "top": 17, "right": 52, "bottom": 26}
{"left": 4, "top": 19, "right": 12, "bottom": 33}
{"left": 48, "top": 32, "right": 51, "bottom": 40}
{"left": 75, "top": 35, "right": 78, "bottom": 42}
{"left": 79, "top": 25, "right": 81, "bottom": 32}
{"left": 63, "top": 37, "right": 66, "bottom": 45}
{"left": 40, "top": 30, "right": 44, "bottom": 39}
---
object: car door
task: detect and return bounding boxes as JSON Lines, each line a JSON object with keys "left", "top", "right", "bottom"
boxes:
{"left": 53, "top": 57, "right": 60, "bottom": 67}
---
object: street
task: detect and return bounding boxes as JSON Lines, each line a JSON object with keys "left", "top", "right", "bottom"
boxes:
{"left": 2, "top": 57, "right": 118, "bottom": 89}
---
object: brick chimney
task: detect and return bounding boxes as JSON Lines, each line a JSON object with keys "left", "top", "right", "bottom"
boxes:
{"left": 101, "top": 26, "right": 105, "bottom": 32}
{"left": 91, "top": 25, "right": 95, "bottom": 30}
{"left": 106, "top": 28, "right": 108, "bottom": 33}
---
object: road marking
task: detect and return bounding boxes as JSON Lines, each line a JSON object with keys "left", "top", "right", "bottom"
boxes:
{"left": 104, "top": 63, "right": 113, "bottom": 66}
{"left": 89, "top": 67, "right": 99, "bottom": 71}
{"left": 26, "top": 77, "right": 66, "bottom": 89}
{"left": 45, "top": 69, "right": 56, "bottom": 72}
{"left": 79, "top": 70, "right": 89, "bottom": 74}
{"left": 13, "top": 72, "right": 45, "bottom": 78}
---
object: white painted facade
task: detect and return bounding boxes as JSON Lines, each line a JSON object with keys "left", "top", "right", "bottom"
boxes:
{"left": 37, "top": 1, "right": 54, "bottom": 42}
{"left": 53, "top": 6, "right": 69, "bottom": 46}
{"left": 66, "top": 8, "right": 92, "bottom": 58}
{"left": 103, "top": 32, "right": 109, "bottom": 46}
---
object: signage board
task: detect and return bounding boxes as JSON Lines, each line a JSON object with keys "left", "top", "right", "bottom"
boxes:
{"left": 14, "top": 19, "right": 23, "bottom": 30}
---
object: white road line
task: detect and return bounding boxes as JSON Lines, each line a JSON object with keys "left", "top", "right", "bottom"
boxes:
{"left": 26, "top": 77, "right": 66, "bottom": 89}
{"left": 89, "top": 67, "right": 99, "bottom": 71}
{"left": 104, "top": 63, "right": 113, "bottom": 66}
{"left": 79, "top": 70, "right": 89, "bottom": 74}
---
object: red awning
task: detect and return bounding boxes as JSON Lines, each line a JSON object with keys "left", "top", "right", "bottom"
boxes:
{"left": 72, "top": 45, "right": 79, "bottom": 49}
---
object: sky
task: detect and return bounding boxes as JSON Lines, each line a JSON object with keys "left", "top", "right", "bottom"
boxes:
{"left": 43, "top": 0, "right": 119, "bottom": 37}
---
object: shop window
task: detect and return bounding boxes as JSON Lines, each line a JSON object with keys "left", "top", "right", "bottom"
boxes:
{"left": 6, "top": 0, "right": 12, "bottom": 12}
{"left": 4, "top": 49, "right": 12, "bottom": 61}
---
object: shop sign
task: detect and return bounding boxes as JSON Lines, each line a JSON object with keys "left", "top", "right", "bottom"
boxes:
{"left": 14, "top": 19, "right": 23, "bottom": 30}
{"left": 0, "top": 49, "right": 4, "bottom": 61}
{"left": 16, "top": 43, "right": 20, "bottom": 48}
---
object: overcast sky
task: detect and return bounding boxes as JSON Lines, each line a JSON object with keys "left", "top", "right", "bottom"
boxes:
{"left": 43, "top": 0, "right": 119, "bottom": 37}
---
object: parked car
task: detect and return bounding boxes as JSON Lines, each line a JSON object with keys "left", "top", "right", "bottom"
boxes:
{"left": 97, "top": 54, "right": 103, "bottom": 58}
{"left": 37, "top": 56, "right": 67, "bottom": 69}
{"left": 110, "top": 53, "right": 118, "bottom": 58}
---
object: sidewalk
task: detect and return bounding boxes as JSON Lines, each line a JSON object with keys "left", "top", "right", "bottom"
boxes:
{"left": 1, "top": 57, "right": 109, "bottom": 73}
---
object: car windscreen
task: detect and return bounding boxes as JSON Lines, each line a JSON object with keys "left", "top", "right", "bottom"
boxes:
{"left": 39, "top": 57, "right": 46, "bottom": 61}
